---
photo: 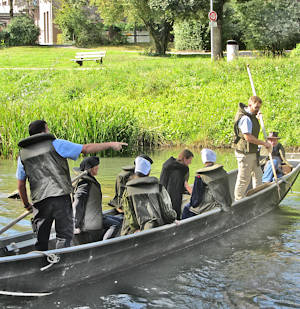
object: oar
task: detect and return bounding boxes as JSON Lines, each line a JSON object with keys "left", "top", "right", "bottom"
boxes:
{"left": 246, "top": 64, "right": 280, "bottom": 198}
{"left": 0, "top": 170, "right": 88, "bottom": 236}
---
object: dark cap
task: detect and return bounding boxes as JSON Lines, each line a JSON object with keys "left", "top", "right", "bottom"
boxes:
{"left": 79, "top": 156, "right": 100, "bottom": 171}
{"left": 29, "top": 120, "right": 47, "bottom": 136}
{"left": 267, "top": 132, "right": 280, "bottom": 139}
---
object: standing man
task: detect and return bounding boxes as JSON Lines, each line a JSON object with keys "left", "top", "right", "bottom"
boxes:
{"left": 232, "top": 96, "right": 272, "bottom": 200}
{"left": 16, "top": 119, "right": 127, "bottom": 251}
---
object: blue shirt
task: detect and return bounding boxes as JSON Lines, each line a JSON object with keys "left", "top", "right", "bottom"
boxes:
{"left": 16, "top": 139, "right": 83, "bottom": 180}
{"left": 238, "top": 107, "right": 253, "bottom": 134}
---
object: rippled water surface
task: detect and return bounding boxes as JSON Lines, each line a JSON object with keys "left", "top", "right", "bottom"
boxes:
{"left": 0, "top": 150, "right": 299, "bottom": 308}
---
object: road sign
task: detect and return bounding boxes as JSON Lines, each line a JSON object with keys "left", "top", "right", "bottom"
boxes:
{"left": 208, "top": 11, "right": 217, "bottom": 22}
{"left": 209, "top": 21, "right": 217, "bottom": 28}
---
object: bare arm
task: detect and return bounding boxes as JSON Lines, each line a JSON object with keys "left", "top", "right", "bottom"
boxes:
{"left": 184, "top": 180, "right": 192, "bottom": 195}
{"left": 17, "top": 179, "right": 32, "bottom": 210}
{"left": 243, "top": 134, "right": 272, "bottom": 150}
{"left": 81, "top": 142, "right": 128, "bottom": 154}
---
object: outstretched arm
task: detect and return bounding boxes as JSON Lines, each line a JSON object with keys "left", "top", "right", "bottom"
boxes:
{"left": 81, "top": 142, "right": 128, "bottom": 154}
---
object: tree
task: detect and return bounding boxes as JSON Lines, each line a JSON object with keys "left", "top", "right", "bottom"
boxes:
{"left": 93, "top": 0, "right": 207, "bottom": 55}
{"left": 237, "top": 0, "right": 300, "bottom": 55}
{"left": 55, "top": 0, "right": 105, "bottom": 47}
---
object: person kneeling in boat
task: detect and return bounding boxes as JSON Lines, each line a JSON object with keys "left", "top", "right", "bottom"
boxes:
{"left": 108, "top": 164, "right": 135, "bottom": 213}
{"left": 73, "top": 156, "right": 122, "bottom": 244}
{"left": 182, "top": 149, "right": 232, "bottom": 219}
{"left": 121, "top": 155, "right": 177, "bottom": 235}
{"left": 262, "top": 132, "right": 291, "bottom": 183}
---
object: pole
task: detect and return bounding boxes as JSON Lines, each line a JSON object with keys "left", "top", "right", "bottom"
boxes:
{"left": 246, "top": 65, "right": 280, "bottom": 198}
{"left": 210, "top": 0, "right": 214, "bottom": 61}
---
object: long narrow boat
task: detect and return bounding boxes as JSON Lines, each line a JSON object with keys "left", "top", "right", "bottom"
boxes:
{"left": 0, "top": 160, "right": 299, "bottom": 296}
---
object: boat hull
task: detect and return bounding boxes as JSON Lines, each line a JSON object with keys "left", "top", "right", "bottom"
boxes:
{"left": 0, "top": 162, "right": 299, "bottom": 294}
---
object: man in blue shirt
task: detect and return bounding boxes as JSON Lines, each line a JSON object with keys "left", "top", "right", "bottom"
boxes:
{"left": 233, "top": 97, "right": 272, "bottom": 200}
{"left": 16, "top": 119, "right": 127, "bottom": 250}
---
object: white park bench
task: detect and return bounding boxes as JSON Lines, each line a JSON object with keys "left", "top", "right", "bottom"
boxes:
{"left": 71, "top": 51, "right": 106, "bottom": 66}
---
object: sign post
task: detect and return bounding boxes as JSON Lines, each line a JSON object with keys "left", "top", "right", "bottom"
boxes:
{"left": 209, "top": 0, "right": 217, "bottom": 61}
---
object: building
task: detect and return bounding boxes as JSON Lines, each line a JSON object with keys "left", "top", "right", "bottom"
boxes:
{"left": 0, "top": 0, "right": 60, "bottom": 44}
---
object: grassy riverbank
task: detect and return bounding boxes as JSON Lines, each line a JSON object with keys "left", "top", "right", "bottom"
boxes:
{"left": 0, "top": 46, "right": 299, "bottom": 158}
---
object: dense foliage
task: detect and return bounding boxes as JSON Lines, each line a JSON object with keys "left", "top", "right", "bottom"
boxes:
{"left": 0, "top": 47, "right": 299, "bottom": 158}
{"left": 55, "top": 0, "right": 105, "bottom": 47}
{"left": 1, "top": 15, "right": 39, "bottom": 46}
{"left": 236, "top": 0, "right": 300, "bottom": 55}
{"left": 174, "top": 17, "right": 210, "bottom": 51}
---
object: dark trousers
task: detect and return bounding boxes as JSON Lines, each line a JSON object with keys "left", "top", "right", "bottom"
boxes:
{"left": 33, "top": 195, "right": 73, "bottom": 251}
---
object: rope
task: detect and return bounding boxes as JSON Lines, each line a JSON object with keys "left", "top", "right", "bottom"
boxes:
{"left": 30, "top": 251, "right": 60, "bottom": 271}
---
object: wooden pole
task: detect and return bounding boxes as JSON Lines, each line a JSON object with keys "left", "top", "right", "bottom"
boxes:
{"left": 246, "top": 65, "right": 280, "bottom": 197}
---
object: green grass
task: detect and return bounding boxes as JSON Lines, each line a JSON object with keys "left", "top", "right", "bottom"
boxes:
{"left": 0, "top": 46, "right": 299, "bottom": 158}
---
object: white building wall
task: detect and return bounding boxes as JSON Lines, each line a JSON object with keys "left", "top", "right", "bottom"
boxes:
{"left": 38, "top": 0, "right": 53, "bottom": 44}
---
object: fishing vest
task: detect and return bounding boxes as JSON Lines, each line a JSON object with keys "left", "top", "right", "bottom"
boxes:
{"left": 190, "top": 164, "right": 232, "bottom": 215}
{"left": 126, "top": 176, "right": 165, "bottom": 230}
{"left": 18, "top": 133, "right": 72, "bottom": 204}
{"left": 78, "top": 175, "right": 103, "bottom": 231}
{"left": 109, "top": 165, "right": 135, "bottom": 208}
{"left": 233, "top": 103, "right": 260, "bottom": 154}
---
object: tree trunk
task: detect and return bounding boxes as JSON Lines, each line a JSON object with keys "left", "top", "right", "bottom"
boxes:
{"left": 147, "top": 21, "right": 173, "bottom": 55}
{"left": 9, "top": 0, "right": 13, "bottom": 18}
{"left": 211, "top": 0, "right": 224, "bottom": 60}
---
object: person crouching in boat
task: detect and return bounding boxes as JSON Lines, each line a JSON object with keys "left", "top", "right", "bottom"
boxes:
{"left": 121, "top": 155, "right": 177, "bottom": 235}
{"left": 182, "top": 149, "right": 232, "bottom": 219}
{"left": 73, "top": 156, "right": 122, "bottom": 244}
{"left": 160, "top": 149, "right": 194, "bottom": 220}
{"left": 108, "top": 164, "right": 135, "bottom": 213}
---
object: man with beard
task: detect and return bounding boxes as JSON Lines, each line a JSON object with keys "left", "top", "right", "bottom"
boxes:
{"left": 232, "top": 96, "right": 272, "bottom": 200}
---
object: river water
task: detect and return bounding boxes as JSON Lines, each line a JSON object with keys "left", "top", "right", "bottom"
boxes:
{"left": 0, "top": 149, "right": 299, "bottom": 308}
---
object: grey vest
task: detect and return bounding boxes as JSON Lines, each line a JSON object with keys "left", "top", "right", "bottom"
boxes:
{"left": 126, "top": 176, "right": 165, "bottom": 230}
{"left": 18, "top": 133, "right": 72, "bottom": 204}
{"left": 233, "top": 103, "right": 260, "bottom": 154}
{"left": 80, "top": 175, "right": 103, "bottom": 231}
{"left": 190, "top": 164, "right": 232, "bottom": 214}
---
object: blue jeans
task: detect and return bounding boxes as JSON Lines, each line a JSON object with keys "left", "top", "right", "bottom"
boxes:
{"left": 181, "top": 203, "right": 196, "bottom": 219}
{"left": 262, "top": 159, "right": 283, "bottom": 183}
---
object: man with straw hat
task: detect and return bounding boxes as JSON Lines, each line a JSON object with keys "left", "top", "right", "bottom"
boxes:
{"left": 262, "top": 132, "right": 286, "bottom": 183}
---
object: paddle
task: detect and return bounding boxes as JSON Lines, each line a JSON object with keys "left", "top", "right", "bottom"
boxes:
{"left": 0, "top": 170, "right": 88, "bottom": 236}
{"left": 246, "top": 64, "right": 280, "bottom": 198}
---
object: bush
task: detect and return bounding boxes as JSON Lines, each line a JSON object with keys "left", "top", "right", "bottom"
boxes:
{"left": 290, "top": 44, "right": 300, "bottom": 57}
{"left": 6, "top": 15, "right": 40, "bottom": 46}
{"left": 174, "top": 18, "right": 210, "bottom": 51}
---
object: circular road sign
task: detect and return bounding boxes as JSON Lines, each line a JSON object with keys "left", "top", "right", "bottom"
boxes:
{"left": 208, "top": 11, "right": 218, "bottom": 22}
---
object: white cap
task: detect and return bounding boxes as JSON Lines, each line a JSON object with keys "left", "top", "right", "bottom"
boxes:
{"left": 201, "top": 148, "right": 216, "bottom": 164}
{"left": 134, "top": 156, "right": 151, "bottom": 175}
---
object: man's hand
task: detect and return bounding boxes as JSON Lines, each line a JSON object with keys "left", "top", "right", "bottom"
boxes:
{"left": 110, "top": 142, "right": 128, "bottom": 151}
{"left": 24, "top": 203, "right": 33, "bottom": 211}
{"left": 264, "top": 141, "right": 272, "bottom": 151}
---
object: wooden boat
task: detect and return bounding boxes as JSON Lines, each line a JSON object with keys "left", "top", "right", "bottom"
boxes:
{"left": 0, "top": 160, "right": 299, "bottom": 296}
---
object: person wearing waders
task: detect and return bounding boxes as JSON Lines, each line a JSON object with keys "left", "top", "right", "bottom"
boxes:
{"left": 160, "top": 149, "right": 193, "bottom": 219}
{"left": 182, "top": 149, "right": 232, "bottom": 219}
{"left": 73, "top": 156, "right": 123, "bottom": 244}
{"left": 16, "top": 119, "right": 127, "bottom": 251}
{"left": 121, "top": 155, "right": 177, "bottom": 235}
